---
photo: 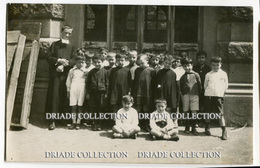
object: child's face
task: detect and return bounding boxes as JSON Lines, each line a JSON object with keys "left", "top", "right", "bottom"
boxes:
{"left": 183, "top": 63, "right": 193, "bottom": 73}
{"left": 151, "top": 57, "right": 159, "bottom": 66}
{"left": 197, "top": 55, "right": 206, "bottom": 66}
{"left": 61, "top": 29, "right": 72, "bottom": 40}
{"left": 76, "top": 60, "right": 85, "bottom": 69}
{"left": 180, "top": 51, "right": 188, "bottom": 59}
{"left": 107, "top": 57, "right": 116, "bottom": 67}
{"left": 172, "top": 59, "right": 181, "bottom": 69}
{"left": 128, "top": 55, "right": 137, "bottom": 65}
{"left": 156, "top": 102, "right": 166, "bottom": 113}
{"left": 116, "top": 58, "right": 126, "bottom": 67}
{"left": 85, "top": 59, "right": 92, "bottom": 67}
{"left": 100, "top": 51, "right": 108, "bottom": 60}
{"left": 93, "top": 59, "right": 103, "bottom": 69}
{"left": 163, "top": 60, "right": 172, "bottom": 69}
{"left": 139, "top": 58, "right": 149, "bottom": 68}
{"left": 211, "top": 62, "right": 221, "bottom": 72}
{"left": 122, "top": 102, "right": 133, "bottom": 111}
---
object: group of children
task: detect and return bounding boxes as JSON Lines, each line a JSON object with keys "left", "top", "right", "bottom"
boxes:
{"left": 65, "top": 45, "right": 228, "bottom": 141}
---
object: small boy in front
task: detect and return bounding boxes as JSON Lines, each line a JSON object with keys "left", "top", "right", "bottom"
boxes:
{"left": 204, "top": 57, "right": 228, "bottom": 140}
{"left": 113, "top": 95, "right": 140, "bottom": 139}
{"left": 66, "top": 55, "right": 88, "bottom": 130}
{"left": 180, "top": 58, "right": 202, "bottom": 135}
{"left": 150, "top": 99, "right": 179, "bottom": 141}
{"left": 86, "top": 55, "right": 109, "bottom": 131}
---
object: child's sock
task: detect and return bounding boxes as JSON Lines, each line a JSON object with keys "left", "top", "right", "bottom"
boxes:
{"left": 221, "top": 126, "right": 226, "bottom": 132}
{"left": 71, "top": 105, "right": 77, "bottom": 124}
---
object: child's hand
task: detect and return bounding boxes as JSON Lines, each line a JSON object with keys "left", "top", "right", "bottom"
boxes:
{"left": 86, "top": 94, "right": 90, "bottom": 100}
{"left": 56, "top": 65, "right": 64, "bottom": 72}
{"left": 57, "top": 58, "right": 69, "bottom": 66}
{"left": 157, "top": 84, "right": 161, "bottom": 88}
{"left": 67, "top": 92, "right": 70, "bottom": 99}
{"left": 104, "top": 94, "right": 108, "bottom": 99}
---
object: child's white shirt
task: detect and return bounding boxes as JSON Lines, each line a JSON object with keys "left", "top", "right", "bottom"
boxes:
{"left": 150, "top": 110, "right": 175, "bottom": 130}
{"left": 115, "top": 107, "right": 139, "bottom": 128}
{"left": 172, "top": 66, "right": 185, "bottom": 81}
{"left": 204, "top": 69, "right": 228, "bottom": 97}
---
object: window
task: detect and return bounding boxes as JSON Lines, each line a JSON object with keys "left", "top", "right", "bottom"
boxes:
{"left": 144, "top": 6, "right": 168, "bottom": 43}
{"left": 84, "top": 5, "right": 107, "bottom": 41}
{"left": 174, "top": 6, "right": 199, "bottom": 43}
{"left": 114, "top": 5, "right": 137, "bottom": 42}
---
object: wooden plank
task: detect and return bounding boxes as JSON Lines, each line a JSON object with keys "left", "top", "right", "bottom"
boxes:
{"left": 143, "top": 43, "right": 168, "bottom": 51}
{"left": 7, "top": 31, "right": 21, "bottom": 43}
{"left": 6, "top": 44, "right": 17, "bottom": 75}
{"left": 20, "top": 41, "right": 40, "bottom": 128}
{"left": 82, "top": 41, "right": 107, "bottom": 49}
{"left": 113, "top": 42, "right": 138, "bottom": 50}
{"left": 6, "top": 34, "right": 26, "bottom": 130}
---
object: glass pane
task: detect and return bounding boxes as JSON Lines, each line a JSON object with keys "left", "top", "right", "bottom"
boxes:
{"left": 158, "top": 21, "right": 167, "bottom": 30}
{"left": 86, "top": 20, "right": 95, "bottom": 29}
{"left": 147, "top": 6, "right": 157, "bottom": 20}
{"left": 175, "top": 6, "right": 199, "bottom": 43}
{"left": 158, "top": 9, "right": 166, "bottom": 20}
{"left": 127, "top": 21, "right": 135, "bottom": 30}
{"left": 86, "top": 5, "right": 95, "bottom": 19}
{"left": 84, "top": 5, "right": 107, "bottom": 41}
{"left": 127, "top": 7, "right": 136, "bottom": 20}
{"left": 114, "top": 5, "right": 137, "bottom": 42}
{"left": 147, "top": 21, "right": 156, "bottom": 30}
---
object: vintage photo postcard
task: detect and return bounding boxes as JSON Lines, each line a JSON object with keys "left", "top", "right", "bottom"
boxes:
{"left": 3, "top": 0, "right": 260, "bottom": 166}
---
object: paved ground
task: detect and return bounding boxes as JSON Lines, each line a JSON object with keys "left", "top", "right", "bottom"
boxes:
{"left": 6, "top": 124, "right": 253, "bottom": 165}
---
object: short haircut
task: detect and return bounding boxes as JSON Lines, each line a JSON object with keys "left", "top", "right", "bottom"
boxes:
{"left": 138, "top": 54, "right": 149, "bottom": 61}
{"left": 173, "top": 55, "right": 181, "bottom": 61}
{"left": 122, "top": 95, "right": 134, "bottom": 103}
{"left": 116, "top": 53, "right": 127, "bottom": 59}
{"left": 107, "top": 52, "right": 116, "bottom": 58}
{"left": 196, "top": 51, "right": 207, "bottom": 58}
{"left": 120, "top": 46, "right": 129, "bottom": 54}
{"left": 150, "top": 53, "right": 161, "bottom": 59}
{"left": 155, "top": 98, "right": 167, "bottom": 105}
{"left": 181, "top": 58, "right": 193, "bottom": 65}
{"left": 75, "top": 55, "right": 85, "bottom": 61}
{"left": 211, "top": 57, "right": 222, "bottom": 63}
{"left": 62, "top": 25, "right": 73, "bottom": 32}
{"left": 76, "top": 48, "right": 85, "bottom": 56}
{"left": 99, "top": 47, "right": 108, "bottom": 53}
{"left": 93, "top": 55, "right": 103, "bottom": 61}
{"left": 128, "top": 50, "right": 138, "bottom": 57}
{"left": 85, "top": 51, "right": 95, "bottom": 59}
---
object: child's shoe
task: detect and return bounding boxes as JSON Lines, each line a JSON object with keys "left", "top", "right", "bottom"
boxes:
{"left": 68, "top": 123, "right": 76, "bottom": 130}
{"left": 192, "top": 128, "right": 199, "bottom": 136}
{"left": 221, "top": 130, "right": 227, "bottom": 140}
{"left": 75, "top": 124, "right": 81, "bottom": 130}
{"left": 205, "top": 129, "right": 211, "bottom": 136}
{"left": 184, "top": 126, "right": 190, "bottom": 134}
{"left": 163, "top": 134, "right": 171, "bottom": 140}
{"left": 152, "top": 135, "right": 157, "bottom": 140}
{"left": 113, "top": 133, "right": 123, "bottom": 138}
{"left": 171, "top": 135, "right": 180, "bottom": 141}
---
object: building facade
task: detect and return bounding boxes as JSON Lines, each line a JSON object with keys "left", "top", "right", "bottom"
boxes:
{"left": 7, "top": 4, "right": 253, "bottom": 127}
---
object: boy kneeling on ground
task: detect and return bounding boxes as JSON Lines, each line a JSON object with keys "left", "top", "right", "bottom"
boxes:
{"left": 150, "top": 99, "right": 179, "bottom": 141}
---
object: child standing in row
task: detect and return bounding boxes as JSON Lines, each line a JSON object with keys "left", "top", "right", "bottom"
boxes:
{"left": 109, "top": 53, "right": 131, "bottom": 113}
{"left": 113, "top": 95, "right": 140, "bottom": 139}
{"left": 204, "top": 57, "right": 228, "bottom": 140}
{"left": 180, "top": 58, "right": 202, "bottom": 135}
{"left": 86, "top": 55, "right": 109, "bottom": 131}
{"left": 66, "top": 55, "right": 88, "bottom": 130}
{"left": 133, "top": 54, "right": 156, "bottom": 131}
{"left": 150, "top": 99, "right": 179, "bottom": 141}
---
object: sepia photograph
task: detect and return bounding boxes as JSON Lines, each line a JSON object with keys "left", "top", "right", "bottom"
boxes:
{"left": 3, "top": 0, "right": 259, "bottom": 166}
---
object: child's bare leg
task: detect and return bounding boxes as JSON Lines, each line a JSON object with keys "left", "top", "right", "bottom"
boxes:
{"left": 167, "top": 128, "right": 179, "bottom": 136}
{"left": 75, "top": 106, "right": 83, "bottom": 129}
{"left": 68, "top": 106, "right": 77, "bottom": 129}
{"left": 112, "top": 125, "right": 124, "bottom": 138}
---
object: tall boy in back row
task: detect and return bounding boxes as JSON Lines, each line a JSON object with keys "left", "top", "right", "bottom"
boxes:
{"left": 204, "top": 57, "right": 228, "bottom": 140}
